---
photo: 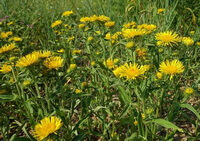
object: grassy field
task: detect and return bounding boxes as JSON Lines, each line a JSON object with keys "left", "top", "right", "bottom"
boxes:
{"left": 0, "top": 0, "right": 200, "bottom": 140}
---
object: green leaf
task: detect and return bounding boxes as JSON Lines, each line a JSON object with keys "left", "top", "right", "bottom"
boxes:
{"left": 180, "top": 103, "right": 200, "bottom": 120}
{"left": 118, "top": 86, "right": 132, "bottom": 105}
{"left": 125, "top": 132, "right": 137, "bottom": 141}
{"left": 146, "top": 119, "right": 183, "bottom": 132}
{"left": 0, "top": 94, "right": 18, "bottom": 102}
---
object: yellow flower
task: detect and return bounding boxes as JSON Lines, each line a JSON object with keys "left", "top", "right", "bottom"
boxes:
{"left": 0, "top": 64, "right": 12, "bottom": 73}
{"left": 184, "top": 87, "right": 194, "bottom": 94}
{"left": 190, "top": 31, "right": 195, "bottom": 34}
{"left": 89, "top": 15, "right": 99, "bottom": 22}
{"left": 113, "top": 63, "right": 149, "bottom": 79}
{"left": 57, "top": 49, "right": 65, "bottom": 53}
{"left": 32, "top": 50, "right": 52, "bottom": 58}
{"left": 141, "top": 113, "right": 145, "bottom": 119}
{"left": 122, "top": 29, "right": 146, "bottom": 38}
{"left": 155, "top": 31, "right": 179, "bottom": 46}
{"left": 87, "top": 36, "right": 93, "bottom": 41}
{"left": 125, "top": 41, "right": 134, "bottom": 48}
{"left": 135, "top": 48, "right": 147, "bottom": 58}
{"left": 80, "top": 17, "right": 91, "bottom": 23}
{"left": 134, "top": 120, "right": 138, "bottom": 126}
{"left": 137, "top": 24, "right": 157, "bottom": 32}
{"left": 157, "top": 8, "right": 165, "bottom": 14}
{"left": 103, "top": 58, "right": 119, "bottom": 69}
{"left": 91, "top": 61, "right": 96, "bottom": 66}
{"left": 67, "top": 64, "right": 77, "bottom": 72}
{"left": 72, "top": 49, "right": 81, "bottom": 54}
{"left": 33, "top": 116, "right": 62, "bottom": 141}
{"left": 23, "top": 80, "right": 31, "bottom": 86}
{"left": 78, "top": 24, "right": 86, "bottom": 28}
{"left": 16, "top": 53, "right": 39, "bottom": 68}
{"left": 62, "top": 10, "right": 73, "bottom": 16}
{"left": 98, "top": 15, "right": 110, "bottom": 22}
{"left": 75, "top": 89, "right": 82, "bottom": 94}
{"left": 51, "top": 20, "right": 62, "bottom": 28}
{"left": 196, "top": 42, "right": 200, "bottom": 46}
{"left": 7, "top": 22, "right": 13, "bottom": 25}
{"left": 123, "top": 22, "right": 136, "bottom": 28}
{"left": 13, "top": 37, "right": 22, "bottom": 42}
{"left": 105, "top": 33, "right": 112, "bottom": 40}
{"left": 0, "top": 31, "right": 13, "bottom": 39}
{"left": 182, "top": 37, "right": 194, "bottom": 46}
{"left": 68, "top": 36, "right": 75, "bottom": 41}
{"left": 95, "top": 31, "right": 101, "bottom": 34}
{"left": 105, "top": 21, "right": 115, "bottom": 27}
{"left": 112, "top": 32, "right": 121, "bottom": 40}
{"left": 0, "top": 43, "right": 16, "bottom": 54}
{"left": 81, "top": 82, "right": 87, "bottom": 87}
{"left": 159, "top": 60, "right": 184, "bottom": 79}
{"left": 156, "top": 72, "right": 163, "bottom": 79}
{"left": 44, "top": 56, "right": 64, "bottom": 70}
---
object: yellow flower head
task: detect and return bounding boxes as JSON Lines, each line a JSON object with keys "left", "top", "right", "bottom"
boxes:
{"left": 155, "top": 31, "right": 179, "bottom": 46}
{"left": 0, "top": 31, "right": 13, "bottom": 39}
{"left": 190, "top": 31, "right": 195, "bottom": 34}
{"left": 98, "top": 15, "right": 110, "bottom": 22}
{"left": 103, "top": 58, "right": 119, "bottom": 69}
{"left": 75, "top": 89, "right": 82, "bottom": 94}
{"left": 78, "top": 24, "right": 86, "bottom": 28}
{"left": 196, "top": 42, "right": 200, "bottom": 46}
{"left": 57, "top": 49, "right": 65, "bottom": 53}
{"left": 32, "top": 50, "right": 52, "bottom": 58}
{"left": 122, "top": 29, "right": 146, "bottom": 38}
{"left": 137, "top": 24, "right": 157, "bottom": 32}
{"left": 156, "top": 72, "right": 163, "bottom": 79}
{"left": 105, "top": 33, "right": 112, "bottom": 40}
{"left": 125, "top": 41, "right": 134, "bottom": 48}
{"left": 7, "top": 22, "right": 13, "bottom": 25}
{"left": 51, "top": 20, "right": 62, "bottom": 28}
{"left": 80, "top": 17, "right": 91, "bottom": 23}
{"left": 23, "top": 80, "right": 31, "bottom": 86}
{"left": 105, "top": 21, "right": 115, "bottom": 27}
{"left": 91, "top": 61, "right": 96, "bottom": 66}
{"left": 16, "top": 53, "right": 39, "bottom": 68}
{"left": 113, "top": 63, "right": 149, "bottom": 79}
{"left": 123, "top": 22, "right": 136, "bottom": 28}
{"left": 72, "top": 49, "right": 81, "bottom": 54}
{"left": 81, "top": 82, "right": 87, "bottom": 87}
{"left": 182, "top": 37, "right": 194, "bottom": 46}
{"left": 62, "top": 10, "right": 73, "bottom": 16}
{"left": 87, "top": 36, "right": 93, "bottom": 41}
{"left": 0, "top": 43, "right": 16, "bottom": 54}
{"left": 184, "top": 87, "right": 194, "bottom": 94}
{"left": 157, "top": 8, "right": 165, "bottom": 14}
{"left": 68, "top": 36, "right": 75, "bottom": 41}
{"left": 89, "top": 15, "right": 99, "bottom": 22}
{"left": 134, "top": 120, "right": 138, "bottom": 126}
{"left": 135, "top": 48, "right": 147, "bottom": 58}
{"left": 67, "top": 64, "right": 77, "bottom": 72}
{"left": 0, "top": 64, "right": 12, "bottom": 73}
{"left": 43, "top": 56, "right": 64, "bottom": 70}
{"left": 159, "top": 60, "right": 184, "bottom": 79}
{"left": 33, "top": 116, "right": 62, "bottom": 141}
{"left": 9, "top": 37, "right": 23, "bottom": 42}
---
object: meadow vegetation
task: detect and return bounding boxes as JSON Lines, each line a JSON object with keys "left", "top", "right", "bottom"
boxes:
{"left": 0, "top": 0, "right": 200, "bottom": 140}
